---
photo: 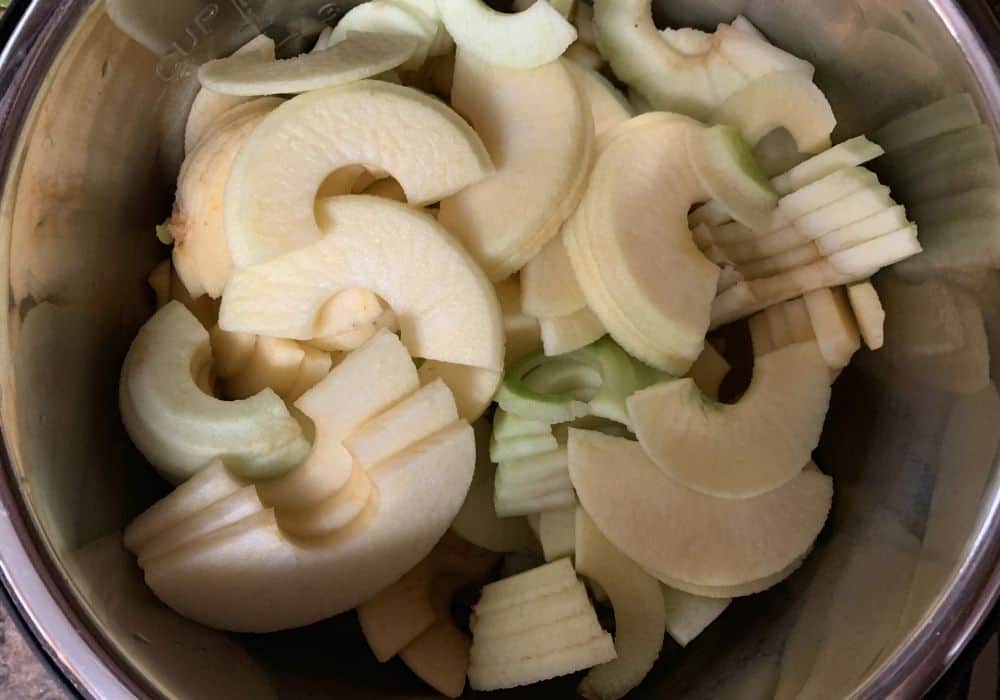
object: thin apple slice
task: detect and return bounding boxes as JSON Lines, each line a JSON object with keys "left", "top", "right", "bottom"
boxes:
{"left": 120, "top": 302, "right": 309, "bottom": 484}
{"left": 140, "top": 420, "right": 475, "bottom": 632}
{"left": 473, "top": 580, "right": 592, "bottom": 639}
{"left": 221, "top": 336, "right": 305, "bottom": 400}
{"left": 657, "top": 554, "right": 808, "bottom": 599}
{"left": 185, "top": 35, "right": 276, "bottom": 154}
{"left": 660, "top": 586, "right": 731, "bottom": 647}
{"left": 713, "top": 71, "right": 835, "bottom": 154}
{"left": 793, "top": 186, "right": 895, "bottom": 239}
{"left": 221, "top": 197, "right": 504, "bottom": 371}
{"left": 576, "top": 509, "right": 666, "bottom": 700}
{"left": 540, "top": 307, "right": 607, "bottom": 356}
{"left": 628, "top": 342, "right": 831, "bottom": 497}
{"left": 534, "top": 506, "right": 577, "bottom": 561}
{"left": 417, "top": 361, "right": 500, "bottom": 423}
{"left": 783, "top": 297, "right": 816, "bottom": 343}
{"left": 766, "top": 304, "right": 792, "bottom": 348}
{"left": 330, "top": 2, "right": 437, "bottom": 71}
{"left": 399, "top": 622, "right": 470, "bottom": 698}
{"left": 846, "top": 282, "right": 885, "bottom": 350}
{"left": 565, "top": 62, "right": 634, "bottom": 137}
{"left": 198, "top": 33, "right": 420, "bottom": 96}
{"left": 815, "top": 205, "right": 910, "bottom": 255}
{"left": 779, "top": 166, "right": 880, "bottom": 220}
{"left": 438, "top": 52, "right": 593, "bottom": 281}
{"left": 742, "top": 243, "right": 821, "bottom": 280}
{"left": 438, "top": 0, "right": 576, "bottom": 70}
{"left": 721, "top": 226, "right": 806, "bottom": 265}
{"left": 770, "top": 135, "right": 884, "bottom": 196}
{"left": 803, "top": 287, "right": 861, "bottom": 370}
{"left": 359, "top": 560, "right": 437, "bottom": 662}
{"left": 521, "top": 235, "right": 587, "bottom": 319}
{"left": 826, "top": 225, "right": 921, "bottom": 275}
{"left": 475, "top": 558, "right": 577, "bottom": 613}
{"left": 225, "top": 81, "right": 492, "bottom": 268}
{"left": 568, "top": 430, "right": 833, "bottom": 587}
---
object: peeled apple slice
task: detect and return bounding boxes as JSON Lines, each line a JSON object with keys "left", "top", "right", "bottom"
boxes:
{"left": 628, "top": 342, "right": 830, "bottom": 497}
{"left": 657, "top": 554, "right": 808, "bottom": 600}
{"left": 802, "top": 288, "right": 861, "bottom": 370}
{"left": 593, "top": 0, "right": 812, "bottom": 119}
{"left": 438, "top": 52, "right": 593, "bottom": 281}
{"left": 225, "top": 80, "right": 493, "bottom": 268}
{"left": 533, "top": 506, "right": 577, "bottom": 561}
{"left": 815, "top": 205, "right": 910, "bottom": 256}
{"left": 330, "top": 3, "right": 436, "bottom": 71}
{"left": 198, "top": 33, "right": 420, "bottom": 96}
{"left": 779, "top": 166, "right": 880, "bottom": 220}
{"left": 185, "top": 35, "right": 276, "bottom": 154}
{"left": 540, "top": 308, "right": 607, "bottom": 356}
{"left": 770, "top": 136, "right": 885, "bottom": 196}
{"left": 140, "top": 420, "right": 474, "bottom": 632}
{"left": 521, "top": 235, "right": 587, "bottom": 319}
{"left": 568, "top": 430, "right": 833, "bottom": 587}
{"left": 661, "top": 586, "right": 731, "bottom": 647}
{"left": 713, "top": 71, "right": 835, "bottom": 154}
{"left": 575, "top": 509, "right": 666, "bottom": 700}
{"left": 847, "top": 282, "right": 885, "bottom": 350}
{"left": 417, "top": 361, "right": 501, "bottom": 422}
{"left": 119, "top": 302, "right": 309, "bottom": 484}
{"left": 475, "top": 558, "right": 576, "bottom": 612}
{"left": 438, "top": 0, "right": 577, "bottom": 70}
{"left": 359, "top": 560, "right": 436, "bottom": 661}
{"left": 221, "top": 196, "right": 504, "bottom": 372}
{"left": 565, "top": 62, "right": 634, "bottom": 137}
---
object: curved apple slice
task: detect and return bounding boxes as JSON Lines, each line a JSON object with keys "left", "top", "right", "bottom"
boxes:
{"left": 713, "top": 71, "right": 836, "bottom": 154}
{"left": 185, "top": 35, "right": 275, "bottom": 154}
{"left": 660, "top": 586, "right": 730, "bottom": 647}
{"left": 593, "top": 0, "right": 812, "bottom": 119}
{"left": 575, "top": 509, "right": 666, "bottom": 700}
{"left": 521, "top": 235, "right": 588, "bottom": 319}
{"left": 565, "top": 62, "right": 634, "bottom": 138}
{"left": 225, "top": 81, "right": 493, "bottom": 268}
{"left": 568, "top": 430, "right": 832, "bottom": 588}
{"left": 330, "top": 2, "right": 437, "bottom": 70}
{"left": 438, "top": 0, "right": 576, "bottom": 70}
{"left": 418, "top": 362, "right": 501, "bottom": 422}
{"left": 198, "top": 33, "right": 419, "bottom": 96}
{"left": 657, "top": 555, "right": 808, "bottom": 599}
{"left": 438, "top": 52, "right": 593, "bottom": 281}
{"left": 120, "top": 302, "right": 310, "bottom": 484}
{"left": 628, "top": 342, "right": 831, "bottom": 497}
{"left": 222, "top": 197, "right": 504, "bottom": 371}
{"left": 141, "top": 420, "right": 475, "bottom": 632}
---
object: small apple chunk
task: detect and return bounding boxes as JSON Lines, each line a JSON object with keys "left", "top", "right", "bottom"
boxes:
{"left": 119, "top": 302, "right": 310, "bottom": 484}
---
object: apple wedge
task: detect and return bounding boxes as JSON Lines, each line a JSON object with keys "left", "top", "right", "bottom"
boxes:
{"left": 198, "top": 33, "right": 420, "bottom": 96}
{"left": 221, "top": 197, "right": 504, "bottom": 372}
{"left": 627, "top": 342, "right": 831, "bottom": 497}
{"left": 576, "top": 509, "right": 666, "bottom": 700}
{"left": 568, "top": 430, "right": 833, "bottom": 588}
{"left": 225, "top": 80, "right": 493, "bottom": 268}
{"left": 139, "top": 419, "right": 475, "bottom": 632}
{"left": 185, "top": 35, "right": 276, "bottom": 154}
{"left": 119, "top": 302, "right": 309, "bottom": 484}
{"left": 438, "top": 0, "right": 577, "bottom": 70}
{"left": 438, "top": 52, "right": 593, "bottom": 281}
{"left": 221, "top": 336, "right": 304, "bottom": 400}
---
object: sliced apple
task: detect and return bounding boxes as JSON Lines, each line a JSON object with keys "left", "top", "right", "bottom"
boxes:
{"left": 273, "top": 462, "right": 373, "bottom": 538}
{"left": 185, "top": 35, "right": 276, "bottom": 154}
{"left": 656, "top": 554, "right": 808, "bottom": 599}
{"left": 438, "top": 52, "right": 593, "bottom": 281}
{"left": 565, "top": 42, "right": 605, "bottom": 71}
{"left": 416, "top": 361, "right": 500, "bottom": 423}
{"left": 286, "top": 346, "right": 334, "bottom": 402}
{"left": 770, "top": 135, "right": 885, "bottom": 196}
{"left": 198, "top": 33, "right": 420, "bottom": 96}
{"left": 802, "top": 287, "right": 861, "bottom": 370}
{"left": 358, "top": 560, "right": 437, "bottom": 662}
{"left": 225, "top": 81, "right": 492, "bottom": 268}
{"left": 575, "top": 509, "right": 665, "bottom": 700}
{"left": 742, "top": 243, "right": 821, "bottom": 280}
{"left": 826, "top": 225, "right": 921, "bottom": 275}
{"left": 540, "top": 307, "right": 607, "bottom": 356}
{"left": 565, "top": 62, "right": 633, "bottom": 137}
{"left": 438, "top": 0, "right": 577, "bottom": 70}
{"left": 221, "top": 336, "right": 305, "bottom": 400}
{"left": 330, "top": 3, "right": 436, "bottom": 71}
{"left": 720, "top": 226, "right": 805, "bottom": 265}
{"left": 140, "top": 420, "right": 475, "bottom": 632}
{"left": 521, "top": 235, "right": 588, "bottom": 319}
{"left": 713, "top": 70, "right": 835, "bottom": 154}
{"left": 399, "top": 621, "right": 470, "bottom": 698}
{"left": 568, "top": 430, "right": 833, "bottom": 588}
{"left": 593, "top": 0, "right": 812, "bottom": 119}
{"left": 846, "top": 282, "right": 885, "bottom": 350}
{"left": 474, "top": 580, "right": 593, "bottom": 639}
{"left": 783, "top": 297, "right": 816, "bottom": 343}
{"left": 660, "top": 586, "right": 731, "bottom": 647}
{"left": 765, "top": 304, "right": 792, "bottom": 348}
{"left": 533, "top": 506, "right": 577, "bottom": 561}
{"left": 221, "top": 197, "right": 504, "bottom": 371}
{"left": 628, "top": 342, "right": 831, "bottom": 497}
{"left": 779, "top": 166, "right": 880, "bottom": 220}
{"left": 119, "top": 302, "right": 309, "bottom": 484}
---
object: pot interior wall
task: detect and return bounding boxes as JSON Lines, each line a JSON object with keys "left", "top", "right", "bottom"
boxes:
{"left": 0, "top": 1, "right": 998, "bottom": 697}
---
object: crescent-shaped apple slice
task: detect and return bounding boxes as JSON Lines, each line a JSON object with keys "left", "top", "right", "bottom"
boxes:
{"left": 438, "top": 51, "right": 594, "bottom": 281}
{"left": 417, "top": 362, "right": 502, "bottom": 423}
{"left": 221, "top": 196, "right": 504, "bottom": 371}
{"left": 568, "top": 430, "right": 832, "bottom": 589}
{"left": 224, "top": 80, "right": 493, "bottom": 268}
{"left": 627, "top": 342, "right": 832, "bottom": 497}
{"left": 119, "top": 302, "right": 310, "bottom": 484}
{"left": 140, "top": 420, "right": 475, "bottom": 632}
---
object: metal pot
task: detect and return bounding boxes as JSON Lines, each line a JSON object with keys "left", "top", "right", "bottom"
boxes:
{"left": 0, "top": 1, "right": 998, "bottom": 697}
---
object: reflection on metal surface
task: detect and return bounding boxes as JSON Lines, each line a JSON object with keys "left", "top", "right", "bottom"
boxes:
{"left": 0, "top": 0, "right": 996, "bottom": 699}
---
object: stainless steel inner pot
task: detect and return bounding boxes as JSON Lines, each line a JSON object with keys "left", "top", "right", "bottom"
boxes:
{"left": 0, "top": 1, "right": 999, "bottom": 698}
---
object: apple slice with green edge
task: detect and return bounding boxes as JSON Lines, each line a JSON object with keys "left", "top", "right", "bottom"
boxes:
{"left": 399, "top": 622, "right": 469, "bottom": 698}
{"left": 846, "top": 282, "right": 885, "bottom": 350}
{"left": 803, "top": 287, "right": 861, "bottom": 370}
{"left": 255, "top": 330, "right": 418, "bottom": 510}
{"left": 793, "top": 186, "right": 895, "bottom": 240}
{"left": 185, "top": 35, "right": 275, "bottom": 154}
{"left": 451, "top": 421, "right": 536, "bottom": 553}
{"left": 198, "top": 33, "right": 420, "bottom": 96}
{"left": 742, "top": 243, "right": 821, "bottom": 280}
{"left": 139, "top": 419, "right": 475, "bottom": 632}
{"left": 815, "top": 205, "right": 910, "bottom": 255}
{"left": 661, "top": 585, "right": 730, "bottom": 647}
{"left": 225, "top": 81, "right": 492, "bottom": 268}
{"left": 438, "top": 0, "right": 576, "bottom": 70}
{"left": 490, "top": 433, "right": 560, "bottom": 463}
{"left": 171, "top": 98, "right": 281, "bottom": 299}
{"left": 540, "top": 308, "right": 607, "bottom": 356}
{"left": 565, "top": 62, "right": 634, "bottom": 137}
{"left": 521, "top": 235, "right": 588, "bottom": 319}
{"left": 493, "top": 410, "right": 551, "bottom": 441}
{"left": 124, "top": 460, "right": 244, "bottom": 553}
{"left": 221, "top": 197, "right": 503, "bottom": 372}
{"left": 495, "top": 454, "right": 576, "bottom": 518}
{"left": 417, "top": 361, "right": 500, "bottom": 423}
{"left": 688, "top": 341, "right": 730, "bottom": 399}
{"left": 770, "top": 135, "right": 885, "bottom": 195}
{"left": 568, "top": 430, "right": 832, "bottom": 588}
{"left": 119, "top": 302, "right": 309, "bottom": 484}
{"left": 873, "top": 93, "right": 980, "bottom": 153}
{"left": 713, "top": 71, "right": 835, "bottom": 154}
{"left": 330, "top": 3, "right": 437, "bottom": 70}
{"left": 438, "top": 52, "right": 593, "bottom": 281}
{"left": 575, "top": 509, "right": 665, "bottom": 700}
{"left": 628, "top": 342, "right": 831, "bottom": 497}
{"left": 779, "top": 166, "right": 880, "bottom": 219}
{"left": 593, "top": 0, "right": 812, "bottom": 119}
